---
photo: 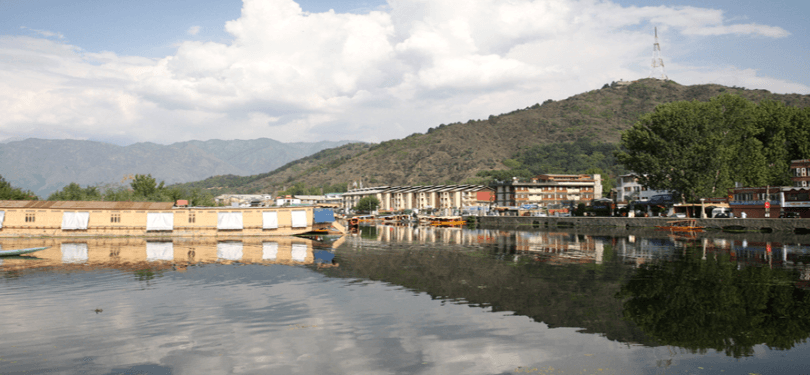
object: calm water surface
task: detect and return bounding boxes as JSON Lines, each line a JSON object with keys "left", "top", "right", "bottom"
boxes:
{"left": 2, "top": 226, "right": 810, "bottom": 374}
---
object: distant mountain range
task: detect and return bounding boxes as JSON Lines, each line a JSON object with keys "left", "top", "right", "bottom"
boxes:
{"left": 173, "top": 79, "right": 810, "bottom": 194}
{"left": 0, "top": 138, "right": 355, "bottom": 197}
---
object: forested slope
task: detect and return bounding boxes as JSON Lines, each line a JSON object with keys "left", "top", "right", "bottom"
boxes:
{"left": 176, "top": 79, "right": 810, "bottom": 194}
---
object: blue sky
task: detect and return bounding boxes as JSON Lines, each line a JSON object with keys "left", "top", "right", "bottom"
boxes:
{"left": 0, "top": 0, "right": 807, "bottom": 145}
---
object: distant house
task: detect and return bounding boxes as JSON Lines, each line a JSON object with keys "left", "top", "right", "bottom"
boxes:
{"left": 614, "top": 174, "right": 672, "bottom": 204}
{"left": 215, "top": 194, "right": 274, "bottom": 207}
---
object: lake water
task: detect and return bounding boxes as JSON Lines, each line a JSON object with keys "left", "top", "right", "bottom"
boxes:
{"left": 2, "top": 226, "right": 810, "bottom": 374}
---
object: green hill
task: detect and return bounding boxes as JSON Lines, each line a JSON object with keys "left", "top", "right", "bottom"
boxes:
{"left": 177, "top": 79, "right": 810, "bottom": 194}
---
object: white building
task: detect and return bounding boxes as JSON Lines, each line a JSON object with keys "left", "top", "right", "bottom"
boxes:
{"left": 614, "top": 174, "right": 671, "bottom": 203}
{"left": 341, "top": 185, "right": 493, "bottom": 212}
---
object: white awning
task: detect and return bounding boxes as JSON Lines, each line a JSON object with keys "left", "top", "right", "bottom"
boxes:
{"left": 0, "top": 210, "right": 4, "bottom": 229}
{"left": 291, "top": 243, "right": 307, "bottom": 262}
{"left": 62, "top": 243, "right": 89, "bottom": 263}
{"left": 217, "top": 212, "right": 243, "bottom": 230}
{"left": 61, "top": 212, "right": 90, "bottom": 230}
{"left": 262, "top": 242, "right": 278, "bottom": 260}
{"left": 291, "top": 210, "right": 308, "bottom": 228}
{"left": 217, "top": 241, "right": 243, "bottom": 261}
{"left": 146, "top": 242, "right": 174, "bottom": 261}
{"left": 262, "top": 211, "right": 279, "bottom": 229}
{"left": 146, "top": 213, "right": 174, "bottom": 231}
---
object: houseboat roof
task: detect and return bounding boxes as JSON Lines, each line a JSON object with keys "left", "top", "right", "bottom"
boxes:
{"left": 0, "top": 200, "right": 174, "bottom": 210}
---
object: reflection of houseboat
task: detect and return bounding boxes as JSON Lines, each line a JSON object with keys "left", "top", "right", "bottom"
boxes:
{"left": 380, "top": 214, "right": 411, "bottom": 225}
{"left": 0, "top": 236, "right": 330, "bottom": 273}
{"left": 0, "top": 200, "right": 343, "bottom": 238}
{"left": 429, "top": 216, "right": 465, "bottom": 227}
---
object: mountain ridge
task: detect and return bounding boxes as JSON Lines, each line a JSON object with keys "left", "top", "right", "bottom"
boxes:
{"left": 0, "top": 138, "right": 356, "bottom": 197}
{"left": 175, "top": 79, "right": 810, "bottom": 195}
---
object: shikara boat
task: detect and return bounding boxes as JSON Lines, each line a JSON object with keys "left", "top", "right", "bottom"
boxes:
{"left": 429, "top": 216, "right": 465, "bottom": 227}
{"left": 655, "top": 220, "right": 704, "bottom": 233}
{"left": 0, "top": 246, "right": 48, "bottom": 257}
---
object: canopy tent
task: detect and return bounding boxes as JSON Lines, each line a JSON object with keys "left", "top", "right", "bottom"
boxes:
{"left": 61, "top": 212, "right": 90, "bottom": 230}
{"left": 217, "top": 212, "right": 244, "bottom": 230}
{"left": 262, "top": 211, "right": 279, "bottom": 229}
{"left": 291, "top": 210, "right": 308, "bottom": 228}
{"left": 146, "top": 213, "right": 174, "bottom": 231}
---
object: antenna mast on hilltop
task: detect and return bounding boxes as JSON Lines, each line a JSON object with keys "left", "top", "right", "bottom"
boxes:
{"left": 649, "top": 27, "right": 667, "bottom": 80}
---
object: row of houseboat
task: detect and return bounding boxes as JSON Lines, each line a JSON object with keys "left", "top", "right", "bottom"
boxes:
{"left": 0, "top": 200, "right": 345, "bottom": 238}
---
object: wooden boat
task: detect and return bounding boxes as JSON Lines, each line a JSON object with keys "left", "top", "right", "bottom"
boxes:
{"left": 655, "top": 220, "right": 704, "bottom": 233}
{"left": 429, "top": 216, "right": 465, "bottom": 227}
{"left": 0, "top": 246, "right": 48, "bottom": 257}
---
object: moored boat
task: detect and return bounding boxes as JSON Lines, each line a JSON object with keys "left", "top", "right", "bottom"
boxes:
{"left": 0, "top": 246, "right": 48, "bottom": 257}
{"left": 429, "top": 216, "right": 465, "bottom": 227}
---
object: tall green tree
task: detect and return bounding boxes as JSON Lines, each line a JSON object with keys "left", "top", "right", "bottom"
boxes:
{"left": 131, "top": 174, "right": 165, "bottom": 198}
{"left": 0, "top": 175, "right": 38, "bottom": 200}
{"left": 354, "top": 196, "right": 380, "bottom": 212}
{"left": 616, "top": 94, "right": 808, "bottom": 202}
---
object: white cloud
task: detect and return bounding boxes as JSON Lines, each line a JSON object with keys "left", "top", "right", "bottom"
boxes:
{"left": 0, "top": 0, "right": 804, "bottom": 145}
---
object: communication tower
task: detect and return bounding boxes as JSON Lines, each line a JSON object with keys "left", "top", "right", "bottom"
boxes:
{"left": 649, "top": 27, "right": 667, "bottom": 80}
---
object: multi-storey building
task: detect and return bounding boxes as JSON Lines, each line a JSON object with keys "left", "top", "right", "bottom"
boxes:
{"left": 491, "top": 174, "right": 601, "bottom": 208}
{"left": 340, "top": 185, "right": 493, "bottom": 212}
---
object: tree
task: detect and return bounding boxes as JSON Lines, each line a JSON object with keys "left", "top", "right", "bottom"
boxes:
{"left": 48, "top": 183, "right": 102, "bottom": 201}
{"left": 615, "top": 94, "right": 805, "bottom": 202}
{"left": 354, "top": 196, "right": 380, "bottom": 212}
{"left": 130, "top": 174, "right": 165, "bottom": 198}
{"left": 0, "top": 175, "right": 38, "bottom": 200}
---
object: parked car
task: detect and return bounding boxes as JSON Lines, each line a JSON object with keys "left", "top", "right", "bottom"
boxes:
{"left": 780, "top": 211, "right": 801, "bottom": 218}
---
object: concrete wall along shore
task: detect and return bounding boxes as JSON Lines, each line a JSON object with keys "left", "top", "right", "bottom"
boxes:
{"left": 0, "top": 200, "right": 318, "bottom": 237}
{"left": 474, "top": 216, "right": 810, "bottom": 233}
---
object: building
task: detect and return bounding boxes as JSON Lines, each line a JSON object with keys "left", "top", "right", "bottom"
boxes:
{"left": 0, "top": 200, "right": 341, "bottom": 237}
{"left": 340, "top": 185, "right": 494, "bottom": 213}
{"left": 728, "top": 159, "right": 810, "bottom": 218}
{"left": 491, "top": 174, "right": 601, "bottom": 208}
{"left": 614, "top": 174, "right": 672, "bottom": 204}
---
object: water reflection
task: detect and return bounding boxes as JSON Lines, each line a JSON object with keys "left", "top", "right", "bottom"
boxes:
{"left": 3, "top": 225, "right": 810, "bottom": 374}
{"left": 0, "top": 237, "right": 327, "bottom": 272}
{"left": 337, "top": 224, "right": 810, "bottom": 356}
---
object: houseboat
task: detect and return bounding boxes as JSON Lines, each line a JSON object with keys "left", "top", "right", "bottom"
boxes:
{"left": 0, "top": 200, "right": 344, "bottom": 238}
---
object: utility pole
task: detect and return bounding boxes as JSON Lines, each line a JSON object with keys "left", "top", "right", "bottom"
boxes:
{"left": 650, "top": 27, "right": 668, "bottom": 80}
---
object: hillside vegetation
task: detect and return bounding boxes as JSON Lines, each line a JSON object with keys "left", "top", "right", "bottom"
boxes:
{"left": 176, "top": 79, "right": 810, "bottom": 194}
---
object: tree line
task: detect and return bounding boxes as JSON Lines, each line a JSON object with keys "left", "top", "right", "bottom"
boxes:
{"left": 45, "top": 174, "right": 217, "bottom": 206}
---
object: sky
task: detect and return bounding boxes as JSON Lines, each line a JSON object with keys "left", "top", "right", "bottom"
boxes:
{"left": 1, "top": 0, "right": 808, "bottom": 146}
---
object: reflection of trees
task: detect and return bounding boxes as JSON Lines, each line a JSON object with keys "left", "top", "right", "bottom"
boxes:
{"left": 320, "top": 245, "right": 657, "bottom": 346}
{"left": 617, "top": 248, "right": 810, "bottom": 357}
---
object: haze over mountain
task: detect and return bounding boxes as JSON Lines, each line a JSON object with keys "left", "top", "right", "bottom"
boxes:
{"left": 0, "top": 138, "right": 354, "bottom": 197}
{"left": 176, "top": 79, "right": 810, "bottom": 195}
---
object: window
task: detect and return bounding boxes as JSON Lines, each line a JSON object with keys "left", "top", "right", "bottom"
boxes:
{"left": 189, "top": 212, "right": 196, "bottom": 223}
{"left": 25, "top": 213, "right": 35, "bottom": 223}
{"left": 111, "top": 213, "right": 121, "bottom": 223}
